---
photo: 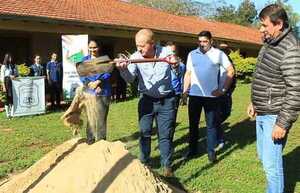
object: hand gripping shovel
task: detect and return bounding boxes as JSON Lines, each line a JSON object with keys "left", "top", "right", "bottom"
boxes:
{"left": 76, "top": 54, "right": 178, "bottom": 77}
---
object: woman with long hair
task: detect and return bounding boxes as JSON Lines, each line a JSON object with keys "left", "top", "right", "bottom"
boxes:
{"left": 0, "top": 53, "right": 18, "bottom": 118}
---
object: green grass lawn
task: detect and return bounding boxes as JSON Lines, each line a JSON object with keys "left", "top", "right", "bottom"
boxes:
{"left": 0, "top": 83, "right": 299, "bottom": 193}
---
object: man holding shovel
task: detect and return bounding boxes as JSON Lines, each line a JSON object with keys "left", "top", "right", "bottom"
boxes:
{"left": 116, "top": 29, "right": 178, "bottom": 177}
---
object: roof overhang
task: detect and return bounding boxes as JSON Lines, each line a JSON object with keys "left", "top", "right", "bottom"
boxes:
{"left": 0, "top": 14, "right": 262, "bottom": 48}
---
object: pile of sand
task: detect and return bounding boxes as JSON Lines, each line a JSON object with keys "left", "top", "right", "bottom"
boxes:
{"left": 0, "top": 138, "right": 185, "bottom": 193}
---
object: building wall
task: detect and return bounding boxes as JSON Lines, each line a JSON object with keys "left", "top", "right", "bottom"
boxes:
{"left": 0, "top": 30, "right": 31, "bottom": 64}
{"left": 31, "top": 33, "right": 61, "bottom": 65}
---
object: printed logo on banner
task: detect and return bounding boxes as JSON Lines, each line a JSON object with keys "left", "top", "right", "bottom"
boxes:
{"left": 18, "top": 83, "right": 39, "bottom": 107}
{"left": 12, "top": 77, "right": 46, "bottom": 117}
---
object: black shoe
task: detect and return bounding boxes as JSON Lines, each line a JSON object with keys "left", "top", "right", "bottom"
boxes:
{"left": 56, "top": 104, "right": 62, "bottom": 110}
{"left": 86, "top": 138, "right": 95, "bottom": 145}
{"left": 208, "top": 151, "right": 217, "bottom": 163}
{"left": 49, "top": 105, "right": 55, "bottom": 111}
{"left": 183, "top": 150, "right": 197, "bottom": 160}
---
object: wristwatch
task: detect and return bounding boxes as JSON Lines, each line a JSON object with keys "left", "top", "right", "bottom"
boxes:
{"left": 221, "top": 88, "right": 227, "bottom": 94}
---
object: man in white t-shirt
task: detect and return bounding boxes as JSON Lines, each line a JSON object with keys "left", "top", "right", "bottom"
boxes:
{"left": 183, "top": 31, "right": 235, "bottom": 162}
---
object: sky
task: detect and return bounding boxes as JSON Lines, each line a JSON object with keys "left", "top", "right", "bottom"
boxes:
{"left": 226, "top": 0, "right": 300, "bottom": 14}
{"left": 196, "top": 0, "right": 300, "bottom": 25}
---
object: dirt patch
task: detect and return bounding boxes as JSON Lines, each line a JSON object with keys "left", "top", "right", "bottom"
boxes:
{"left": 0, "top": 160, "right": 10, "bottom": 167}
{"left": 0, "top": 128, "right": 14, "bottom": 133}
{"left": 0, "top": 138, "right": 186, "bottom": 193}
{"left": 23, "top": 142, "right": 52, "bottom": 150}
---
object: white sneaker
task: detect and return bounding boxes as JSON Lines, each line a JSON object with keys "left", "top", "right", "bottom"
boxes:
{"left": 10, "top": 105, "right": 14, "bottom": 117}
{"left": 4, "top": 105, "right": 10, "bottom": 118}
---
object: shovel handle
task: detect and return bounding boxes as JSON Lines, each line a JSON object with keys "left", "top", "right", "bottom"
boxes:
{"left": 112, "top": 56, "right": 177, "bottom": 65}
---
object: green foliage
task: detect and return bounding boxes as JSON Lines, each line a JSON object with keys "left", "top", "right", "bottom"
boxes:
{"left": 0, "top": 91, "right": 6, "bottom": 104}
{"left": 17, "top": 63, "right": 30, "bottom": 77}
{"left": 130, "top": 0, "right": 211, "bottom": 17}
{"left": 213, "top": 4, "right": 237, "bottom": 22}
{"left": 0, "top": 84, "right": 7, "bottom": 104}
{"left": 127, "top": 79, "right": 138, "bottom": 98}
{"left": 212, "top": 0, "right": 257, "bottom": 26}
{"left": 236, "top": 0, "right": 257, "bottom": 25}
{"left": 229, "top": 50, "right": 256, "bottom": 79}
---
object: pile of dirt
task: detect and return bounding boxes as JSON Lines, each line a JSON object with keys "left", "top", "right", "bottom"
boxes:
{"left": 0, "top": 138, "right": 185, "bottom": 193}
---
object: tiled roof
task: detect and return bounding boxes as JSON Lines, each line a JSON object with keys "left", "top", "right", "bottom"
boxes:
{"left": 0, "top": 0, "right": 262, "bottom": 45}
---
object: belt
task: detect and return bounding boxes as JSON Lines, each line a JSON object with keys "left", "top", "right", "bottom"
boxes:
{"left": 141, "top": 92, "right": 175, "bottom": 102}
{"left": 256, "top": 112, "right": 278, "bottom": 116}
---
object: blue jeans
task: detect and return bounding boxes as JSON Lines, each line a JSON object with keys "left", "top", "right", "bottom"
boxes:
{"left": 256, "top": 115, "right": 287, "bottom": 193}
{"left": 188, "top": 96, "right": 218, "bottom": 154}
{"left": 138, "top": 94, "right": 175, "bottom": 167}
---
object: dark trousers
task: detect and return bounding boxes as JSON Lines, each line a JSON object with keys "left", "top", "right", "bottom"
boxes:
{"left": 216, "top": 94, "right": 232, "bottom": 142}
{"left": 4, "top": 77, "right": 13, "bottom": 105}
{"left": 188, "top": 96, "right": 219, "bottom": 154}
{"left": 116, "top": 79, "right": 127, "bottom": 101}
{"left": 49, "top": 82, "right": 61, "bottom": 107}
{"left": 174, "top": 94, "right": 181, "bottom": 124}
{"left": 138, "top": 94, "right": 175, "bottom": 167}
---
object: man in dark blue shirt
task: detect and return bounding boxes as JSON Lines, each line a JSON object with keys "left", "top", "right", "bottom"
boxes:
{"left": 166, "top": 42, "right": 186, "bottom": 128}
{"left": 46, "top": 52, "right": 62, "bottom": 110}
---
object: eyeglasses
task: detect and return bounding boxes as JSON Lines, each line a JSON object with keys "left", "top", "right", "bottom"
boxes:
{"left": 89, "top": 47, "right": 98, "bottom": 49}
{"left": 198, "top": 40, "right": 209, "bottom": 43}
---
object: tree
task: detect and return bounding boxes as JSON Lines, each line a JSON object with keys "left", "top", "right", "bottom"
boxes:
{"left": 129, "top": 0, "right": 211, "bottom": 17}
{"left": 236, "top": 0, "right": 257, "bottom": 26}
{"left": 274, "top": 0, "right": 300, "bottom": 37}
{"left": 211, "top": 0, "right": 257, "bottom": 26}
{"left": 213, "top": 4, "right": 238, "bottom": 23}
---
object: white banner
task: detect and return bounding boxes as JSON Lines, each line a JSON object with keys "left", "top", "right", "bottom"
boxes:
{"left": 12, "top": 77, "right": 46, "bottom": 116}
{"left": 62, "top": 35, "right": 88, "bottom": 100}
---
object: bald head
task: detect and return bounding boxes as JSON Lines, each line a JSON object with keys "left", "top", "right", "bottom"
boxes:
{"left": 135, "top": 29, "right": 155, "bottom": 58}
{"left": 135, "top": 29, "right": 154, "bottom": 43}
{"left": 219, "top": 43, "right": 230, "bottom": 55}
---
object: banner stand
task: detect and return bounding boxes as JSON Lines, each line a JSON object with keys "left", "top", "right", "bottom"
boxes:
{"left": 12, "top": 76, "right": 46, "bottom": 117}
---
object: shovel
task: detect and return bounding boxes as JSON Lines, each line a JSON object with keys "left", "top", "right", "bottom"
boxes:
{"left": 76, "top": 55, "right": 177, "bottom": 77}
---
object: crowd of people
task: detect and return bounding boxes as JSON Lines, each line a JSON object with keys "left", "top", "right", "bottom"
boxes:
{"left": 0, "top": 53, "right": 63, "bottom": 116}
{"left": 73, "top": 5, "right": 300, "bottom": 193}
{"left": 59, "top": 28, "right": 235, "bottom": 177}
{"left": 0, "top": 52, "right": 128, "bottom": 115}
{"left": 1, "top": 4, "right": 299, "bottom": 193}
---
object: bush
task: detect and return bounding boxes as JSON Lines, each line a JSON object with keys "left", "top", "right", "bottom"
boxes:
{"left": 17, "top": 63, "right": 30, "bottom": 77}
{"left": 0, "top": 89, "right": 7, "bottom": 105}
{"left": 127, "top": 79, "right": 138, "bottom": 98}
{"left": 229, "top": 50, "right": 257, "bottom": 80}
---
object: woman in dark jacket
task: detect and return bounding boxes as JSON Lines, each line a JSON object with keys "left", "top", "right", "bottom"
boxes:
{"left": 0, "top": 53, "right": 18, "bottom": 118}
